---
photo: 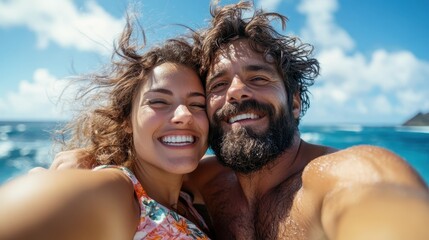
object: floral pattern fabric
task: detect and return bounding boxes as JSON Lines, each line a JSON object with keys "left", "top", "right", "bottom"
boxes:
{"left": 93, "top": 165, "right": 210, "bottom": 240}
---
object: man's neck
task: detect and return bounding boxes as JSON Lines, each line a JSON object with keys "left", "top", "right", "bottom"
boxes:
{"left": 235, "top": 134, "right": 305, "bottom": 204}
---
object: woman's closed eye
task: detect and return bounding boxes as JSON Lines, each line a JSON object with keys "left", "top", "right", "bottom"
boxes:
{"left": 148, "top": 99, "right": 169, "bottom": 107}
{"left": 189, "top": 102, "right": 206, "bottom": 111}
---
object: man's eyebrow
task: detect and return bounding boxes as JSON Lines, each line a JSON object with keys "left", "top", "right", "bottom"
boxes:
{"left": 207, "top": 69, "right": 227, "bottom": 85}
{"left": 244, "top": 64, "right": 275, "bottom": 73}
{"left": 206, "top": 63, "right": 276, "bottom": 86}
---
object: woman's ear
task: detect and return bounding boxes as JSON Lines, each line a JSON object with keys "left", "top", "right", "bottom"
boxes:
{"left": 124, "top": 119, "right": 132, "bottom": 134}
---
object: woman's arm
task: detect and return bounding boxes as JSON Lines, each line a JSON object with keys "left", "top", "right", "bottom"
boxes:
{"left": 0, "top": 169, "right": 139, "bottom": 240}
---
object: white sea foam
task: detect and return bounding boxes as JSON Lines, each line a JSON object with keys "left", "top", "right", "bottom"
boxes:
{"left": 34, "top": 142, "right": 53, "bottom": 166}
{"left": 0, "top": 132, "right": 8, "bottom": 141}
{"left": 16, "top": 124, "right": 26, "bottom": 132}
{"left": 336, "top": 124, "right": 363, "bottom": 132}
{"left": 395, "top": 126, "right": 429, "bottom": 134}
{"left": 19, "top": 146, "right": 32, "bottom": 156}
{"left": 301, "top": 133, "right": 322, "bottom": 143}
{"left": 0, "top": 141, "right": 14, "bottom": 158}
{"left": 7, "top": 157, "right": 34, "bottom": 172}
{"left": 0, "top": 125, "right": 12, "bottom": 133}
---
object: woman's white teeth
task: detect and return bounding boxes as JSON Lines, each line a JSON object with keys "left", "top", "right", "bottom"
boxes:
{"left": 229, "top": 113, "right": 259, "bottom": 123}
{"left": 162, "top": 135, "right": 194, "bottom": 146}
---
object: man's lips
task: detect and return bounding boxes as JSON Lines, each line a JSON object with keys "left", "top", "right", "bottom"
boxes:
{"left": 228, "top": 113, "right": 260, "bottom": 123}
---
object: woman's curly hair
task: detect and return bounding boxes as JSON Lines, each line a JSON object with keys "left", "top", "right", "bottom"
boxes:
{"left": 58, "top": 18, "right": 201, "bottom": 168}
{"left": 195, "top": 1, "right": 319, "bottom": 124}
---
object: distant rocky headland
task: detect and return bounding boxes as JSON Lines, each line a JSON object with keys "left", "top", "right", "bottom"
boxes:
{"left": 402, "top": 112, "right": 429, "bottom": 126}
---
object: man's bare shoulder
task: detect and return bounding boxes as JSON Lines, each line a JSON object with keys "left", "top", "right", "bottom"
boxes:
{"left": 303, "top": 145, "right": 427, "bottom": 193}
{"left": 189, "top": 154, "right": 233, "bottom": 185}
{"left": 183, "top": 154, "right": 235, "bottom": 200}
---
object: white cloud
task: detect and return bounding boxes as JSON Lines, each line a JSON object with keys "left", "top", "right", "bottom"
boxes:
{"left": 298, "top": 0, "right": 429, "bottom": 125}
{"left": 0, "top": 0, "right": 125, "bottom": 55}
{"left": 0, "top": 69, "right": 74, "bottom": 121}
{"left": 298, "top": 0, "right": 354, "bottom": 52}
{"left": 257, "top": 0, "right": 283, "bottom": 12}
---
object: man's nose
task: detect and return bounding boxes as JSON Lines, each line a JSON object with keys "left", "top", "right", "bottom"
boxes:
{"left": 172, "top": 105, "right": 193, "bottom": 125}
{"left": 226, "top": 76, "right": 252, "bottom": 102}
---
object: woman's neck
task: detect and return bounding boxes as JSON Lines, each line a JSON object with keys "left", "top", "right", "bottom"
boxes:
{"left": 132, "top": 162, "right": 184, "bottom": 209}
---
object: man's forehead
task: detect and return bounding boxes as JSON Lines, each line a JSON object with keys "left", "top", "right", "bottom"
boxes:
{"left": 209, "top": 39, "right": 276, "bottom": 74}
{"left": 214, "top": 39, "right": 253, "bottom": 62}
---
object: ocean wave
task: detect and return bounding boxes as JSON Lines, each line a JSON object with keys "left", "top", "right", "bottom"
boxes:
{"left": 0, "top": 125, "right": 12, "bottom": 134}
{"left": 0, "top": 141, "right": 14, "bottom": 158}
{"left": 16, "top": 124, "right": 26, "bottom": 132}
{"left": 395, "top": 126, "right": 429, "bottom": 134}
{"left": 335, "top": 124, "right": 363, "bottom": 132}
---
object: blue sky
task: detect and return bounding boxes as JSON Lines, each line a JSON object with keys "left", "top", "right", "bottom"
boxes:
{"left": 1, "top": 0, "right": 428, "bottom": 125}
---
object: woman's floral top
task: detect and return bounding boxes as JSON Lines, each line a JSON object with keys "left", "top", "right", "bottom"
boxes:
{"left": 93, "top": 165, "right": 210, "bottom": 240}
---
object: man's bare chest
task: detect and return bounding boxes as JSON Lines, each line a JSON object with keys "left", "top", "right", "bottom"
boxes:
{"left": 204, "top": 175, "right": 323, "bottom": 239}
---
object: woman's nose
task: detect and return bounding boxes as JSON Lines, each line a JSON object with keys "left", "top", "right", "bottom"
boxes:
{"left": 172, "top": 105, "right": 193, "bottom": 125}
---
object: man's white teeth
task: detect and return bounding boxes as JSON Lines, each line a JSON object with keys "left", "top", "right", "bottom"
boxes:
{"left": 162, "top": 135, "right": 195, "bottom": 146}
{"left": 228, "top": 113, "right": 259, "bottom": 123}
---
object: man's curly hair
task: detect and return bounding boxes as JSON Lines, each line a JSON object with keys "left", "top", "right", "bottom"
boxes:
{"left": 195, "top": 1, "right": 319, "bottom": 124}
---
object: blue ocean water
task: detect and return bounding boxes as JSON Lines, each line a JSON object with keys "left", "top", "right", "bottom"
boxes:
{"left": 0, "top": 121, "right": 428, "bottom": 184}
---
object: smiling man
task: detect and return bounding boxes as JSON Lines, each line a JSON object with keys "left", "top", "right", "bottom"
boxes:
{"left": 184, "top": 2, "right": 429, "bottom": 239}
{"left": 207, "top": 39, "right": 297, "bottom": 174}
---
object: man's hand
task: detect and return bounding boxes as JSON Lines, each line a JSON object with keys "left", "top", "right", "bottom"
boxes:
{"left": 50, "top": 149, "right": 94, "bottom": 170}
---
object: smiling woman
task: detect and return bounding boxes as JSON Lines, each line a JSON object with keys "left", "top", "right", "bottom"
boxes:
{"left": 129, "top": 62, "right": 208, "bottom": 176}
{"left": 0, "top": 17, "right": 211, "bottom": 240}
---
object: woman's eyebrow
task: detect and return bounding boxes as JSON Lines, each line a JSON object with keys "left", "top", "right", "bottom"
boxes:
{"left": 188, "top": 92, "right": 206, "bottom": 98}
{"left": 147, "top": 88, "right": 172, "bottom": 95}
{"left": 147, "top": 88, "right": 205, "bottom": 98}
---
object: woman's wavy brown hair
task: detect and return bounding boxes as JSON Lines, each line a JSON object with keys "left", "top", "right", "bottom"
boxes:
{"left": 58, "top": 18, "right": 201, "bottom": 168}
{"left": 195, "top": 1, "right": 319, "bottom": 124}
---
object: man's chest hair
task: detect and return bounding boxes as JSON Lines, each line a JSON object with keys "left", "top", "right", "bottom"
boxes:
{"left": 206, "top": 173, "right": 316, "bottom": 239}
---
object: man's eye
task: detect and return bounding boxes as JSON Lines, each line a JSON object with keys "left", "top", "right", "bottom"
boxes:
{"left": 209, "top": 81, "right": 228, "bottom": 92}
{"left": 250, "top": 77, "right": 268, "bottom": 84}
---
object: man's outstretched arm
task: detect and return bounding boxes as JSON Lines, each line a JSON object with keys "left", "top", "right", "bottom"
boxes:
{"left": 322, "top": 183, "right": 429, "bottom": 240}
{"left": 304, "top": 145, "right": 429, "bottom": 240}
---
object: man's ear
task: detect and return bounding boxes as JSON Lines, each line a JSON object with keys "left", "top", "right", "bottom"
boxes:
{"left": 292, "top": 93, "right": 301, "bottom": 119}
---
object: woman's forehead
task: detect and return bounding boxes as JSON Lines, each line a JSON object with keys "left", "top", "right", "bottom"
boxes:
{"left": 141, "top": 62, "right": 203, "bottom": 92}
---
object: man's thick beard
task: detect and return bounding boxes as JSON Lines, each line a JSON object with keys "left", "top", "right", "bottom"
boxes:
{"left": 209, "top": 100, "right": 297, "bottom": 174}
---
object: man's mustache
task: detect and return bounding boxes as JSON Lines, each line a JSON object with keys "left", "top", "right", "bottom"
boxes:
{"left": 212, "top": 100, "right": 275, "bottom": 123}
